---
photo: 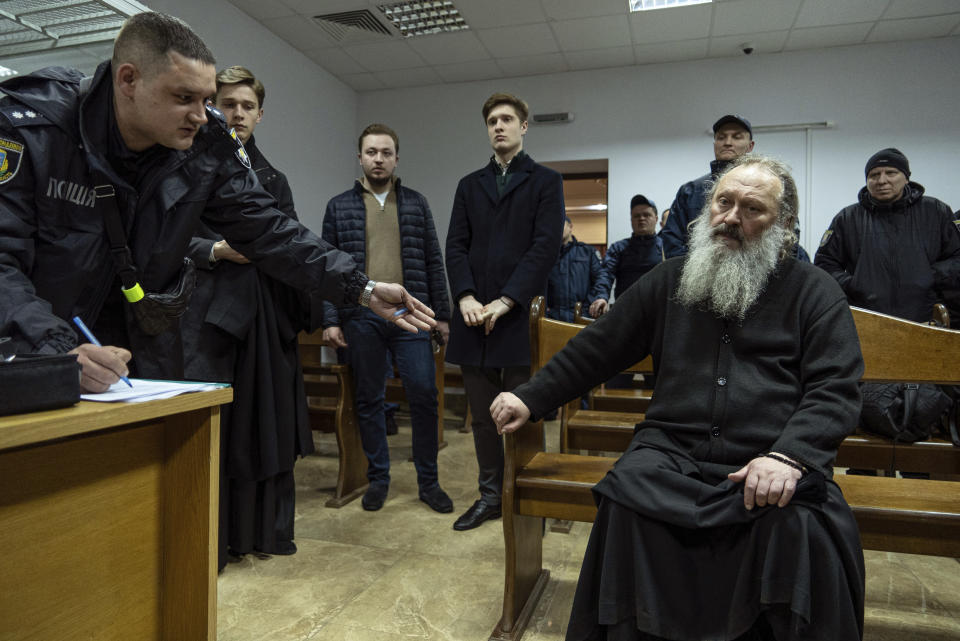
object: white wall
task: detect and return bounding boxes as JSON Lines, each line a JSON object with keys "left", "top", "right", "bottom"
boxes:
{"left": 357, "top": 37, "right": 960, "bottom": 254}
{"left": 148, "top": 0, "right": 357, "bottom": 233}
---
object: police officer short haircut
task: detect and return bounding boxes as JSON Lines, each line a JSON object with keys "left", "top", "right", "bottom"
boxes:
{"left": 216, "top": 66, "right": 266, "bottom": 108}
{"left": 358, "top": 123, "right": 399, "bottom": 154}
{"left": 112, "top": 12, "right": 216, "bottom": 77}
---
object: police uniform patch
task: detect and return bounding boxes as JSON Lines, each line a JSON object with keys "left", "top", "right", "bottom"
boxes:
{"left": 0, "top": 138, "right": 24, "bottom": 184}
{"left": 230, "top": 128, "right": 252, "bottom": 169}
{"left": 819, "top": 229, "right": 833, "bottom": 248}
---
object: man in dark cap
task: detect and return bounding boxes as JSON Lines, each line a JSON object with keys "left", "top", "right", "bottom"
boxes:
{"left": 661, "top": 115, "right": 755, "bottom": 259}
{"left": 592, "top": 194, "right": 662, "bottom": 317}
{"left": 815, "top": 147, "right": 960, "bottom": 325}
{"left": 662, "top": 115, "right": 810, "bottom": 262}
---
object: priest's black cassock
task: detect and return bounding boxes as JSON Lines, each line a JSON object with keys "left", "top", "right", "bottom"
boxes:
{"left": 513, "top": 256, "right": 866, "bottom": 641}
{"left": 181, "top": 139, "right": 319, "bottom": 569}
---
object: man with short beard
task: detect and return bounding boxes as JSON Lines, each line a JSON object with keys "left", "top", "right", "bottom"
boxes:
{"left": 491, "top": 155, "right": 866, "bottom": 640}
{"left": 321, "top": 123, "right": 452, "bottom": 514}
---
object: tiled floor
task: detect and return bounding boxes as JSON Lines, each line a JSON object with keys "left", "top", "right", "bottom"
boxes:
{"left": 217, "top": 415, "right": 960, "bottom": 641}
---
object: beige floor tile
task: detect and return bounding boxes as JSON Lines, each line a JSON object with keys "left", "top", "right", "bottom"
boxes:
{"left": 217, "top": 414, "right": 960, "bottom": 641}
{"left": 328, "top": 550, "right": 505, "bottom": 637}
{"left": 218, "top": 539, "right": 404, "bottom": 641}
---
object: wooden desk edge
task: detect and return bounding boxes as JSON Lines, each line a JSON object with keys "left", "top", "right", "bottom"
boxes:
{"left": 0, "top": 387, "right": 234, "bottom": 451}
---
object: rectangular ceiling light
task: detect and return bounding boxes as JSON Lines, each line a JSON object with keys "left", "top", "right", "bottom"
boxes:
{"left": 378, "top": 1, "right": 469, "bottom": 38}
{"left": 629, "top": 0, "right": 712, "bottom": 11}
{"left": 0, "top": 0, "right": 151, "bottom": 58}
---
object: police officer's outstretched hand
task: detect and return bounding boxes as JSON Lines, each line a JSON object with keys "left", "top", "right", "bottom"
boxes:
{"left": 69, "top": 344, "right": 132, "bottom": 393}
{"left": 370, "top": 282, "right": 437, "bottom": 333}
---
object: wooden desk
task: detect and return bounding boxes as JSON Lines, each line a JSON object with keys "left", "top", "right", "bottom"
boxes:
{"left": 0, "top": 388, "right": 232, "bottom": 641}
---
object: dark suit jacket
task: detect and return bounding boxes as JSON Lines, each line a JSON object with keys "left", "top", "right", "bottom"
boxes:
{"left": 445, "top": 152, "right": 564, "bottom": 368}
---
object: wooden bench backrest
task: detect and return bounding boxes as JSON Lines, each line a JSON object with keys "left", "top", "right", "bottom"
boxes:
{"left": 530, "top": 297, "right": 653, "bottom": 374}
{"left": 532, "top": 300, "right": 960, "bottom": 387}
{"left": 851, "top": 306, "right": 960, "bottom": 384}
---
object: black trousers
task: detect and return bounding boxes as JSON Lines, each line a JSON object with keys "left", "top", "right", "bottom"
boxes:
{"left": 461, "top": 365, "right": 529, "bottom": 506}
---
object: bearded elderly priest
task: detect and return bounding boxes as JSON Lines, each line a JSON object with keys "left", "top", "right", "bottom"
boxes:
{"left": 492, "top": 155, "right": 865, "bottom": 641}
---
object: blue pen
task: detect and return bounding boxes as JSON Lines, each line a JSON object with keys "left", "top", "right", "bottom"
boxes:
{"left": 72, "top": 316, "right": 133, "bottom": 388}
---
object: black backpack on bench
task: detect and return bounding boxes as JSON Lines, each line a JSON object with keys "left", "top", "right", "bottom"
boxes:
{"left": 860, "top": 382, "right": 959, "bottom": 446}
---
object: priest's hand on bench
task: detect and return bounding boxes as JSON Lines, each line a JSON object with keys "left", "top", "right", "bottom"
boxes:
{"left": 491, "top": 392, "right": 531, "bottom": 434}
{"left": 728, "top": 453, "right": 803, "bottom": 510}
{"left": 69, "top": 343, "right": 132, "bottom": 393}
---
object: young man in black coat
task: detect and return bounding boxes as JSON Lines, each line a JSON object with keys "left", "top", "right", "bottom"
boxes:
{"left": 445, "top": 92, "right": 564, "bottom": 531}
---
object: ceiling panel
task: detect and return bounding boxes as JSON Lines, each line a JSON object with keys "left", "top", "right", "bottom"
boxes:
{"left": 794, "top": 0, "right": 889, "bottom": 29}
{"left": 475, "top": 23, "right": 559, "bottom": 58}
{"left": 225, "top": 0, "right": 295, "bottom": 20}
{"left": 565, "top": 46, "right": 636, "bottom": 72}
{"left": 883, "top": 0, "right": 960, "bottom": 20}
{"left": 454, "top": 0, "right": 548, "bottom": 30}
{"left": 495, "top": 52, "right": 569, "bottom": 77}
{"left": 629, "top": 4, "right": 713, "bottom": 44}
{"left": 712, "top": 0, "right": 803, "bottom": 37}
{"left": 634, "top": 38, "right": 710, "bottom": 65}
{"left": 303, "top": 47, "right": 367, "bottom": 74}
{"left": 783, "top": 22, "right": 873, "bottom": 50}
{"left": 867, "top": 15, "right": 960, "bottom": 43}
{"left": 342, "top": 40, "right": 426, "bottom": 71}
{"left": 551, "top": 15, "right": 632, "bottom": 51}
{"left": 407, "top": 31, "right": 490, "bottom": 65}
{"left": 433, "top": 59, "right": 505, "bottom": 83}
{"left": 540, "top": 0, "right": 628, "bottom": 21}
{"left": 373, "top": 66, "right": 444, "bottom": 89}
{"left": 261, "top": 15, "right": 339, "bottom": 50}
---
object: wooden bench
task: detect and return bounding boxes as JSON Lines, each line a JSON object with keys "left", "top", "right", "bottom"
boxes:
{"left": 490, "top": 302, "right": 960, "bottom": 641}
{"left": 298, "top": 330, "right": 447, "bottom": 507}
{"left": 299, "top": 330, "right": 368, "bottom": 508}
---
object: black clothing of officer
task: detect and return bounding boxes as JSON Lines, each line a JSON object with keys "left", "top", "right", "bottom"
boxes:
{"left": 0, "top": 62, "right": 364, "bottom": 375}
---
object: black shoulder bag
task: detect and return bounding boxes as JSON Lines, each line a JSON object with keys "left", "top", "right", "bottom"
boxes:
{"left": 859, "top": 382, "right": 958, "bottom": 445}
{"left": 93, "top": 181, "right": 196, "bottom": 336}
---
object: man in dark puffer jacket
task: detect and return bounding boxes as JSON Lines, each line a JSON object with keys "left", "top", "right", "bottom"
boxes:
{"left": 321, "top": 123, "right": 452, "bottom": 514}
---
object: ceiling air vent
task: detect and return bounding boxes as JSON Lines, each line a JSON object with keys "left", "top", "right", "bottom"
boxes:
{"left": 312, "top": 10, "right": 393, "bottom": 42}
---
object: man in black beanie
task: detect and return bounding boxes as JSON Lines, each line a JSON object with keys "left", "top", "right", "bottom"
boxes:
{"left": 815, "top": 147, "right": 960, "bottom": 325}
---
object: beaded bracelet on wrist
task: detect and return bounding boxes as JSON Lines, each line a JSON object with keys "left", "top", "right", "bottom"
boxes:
{"left": 763, "top": 452, "right": 807, "bottom": 473}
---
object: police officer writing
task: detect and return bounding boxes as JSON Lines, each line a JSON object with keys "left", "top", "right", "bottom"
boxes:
{"left": 0, "top": 12, "right": 434, "bottom": 393}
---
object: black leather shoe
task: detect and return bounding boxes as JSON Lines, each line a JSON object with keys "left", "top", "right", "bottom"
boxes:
{"left": 419, "top": 486, "right": 454, "bottom": 513}
{"left": 362, "top": 483, "right": 388, "bottom": 511}
{"left": 453, "top": 499, "right": 501, "bottom": 530}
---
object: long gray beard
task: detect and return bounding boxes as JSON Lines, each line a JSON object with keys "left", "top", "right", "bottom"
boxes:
{"left": 675, "top": 215, "right": 785, "bottom": 321}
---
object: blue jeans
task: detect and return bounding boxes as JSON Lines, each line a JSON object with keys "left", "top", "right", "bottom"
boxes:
{"left": 342, "top": 308, "right": 439, "bottom": 489}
